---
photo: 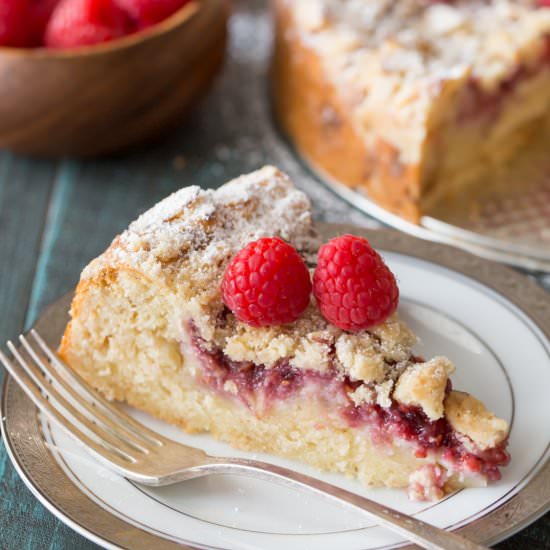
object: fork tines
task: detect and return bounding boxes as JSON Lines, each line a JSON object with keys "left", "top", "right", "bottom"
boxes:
{"left": 0, "top": 330, "right": 164, "bottom": 469}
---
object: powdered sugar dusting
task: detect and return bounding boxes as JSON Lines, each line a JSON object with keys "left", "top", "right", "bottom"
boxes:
{"left": 129, "top": 186, "right": 207, "bottom": 233}
{"left": 291, "top": 0, "right": 550, "bottom": 82}
{"left": 83, "top": 166, "right": 319, "bottom": 291}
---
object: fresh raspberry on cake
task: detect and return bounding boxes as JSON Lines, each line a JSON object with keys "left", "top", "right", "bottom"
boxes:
{"left": 45, "top": 0, "right": 132, "bottom": 48}
{"left": 59, "top": 166, "right": 510, "bottom": 501}
{"left": 115, "top": 0, "right": 190, "bottom": 29}
{"left": 0, "top": 0, "right": 32, "bottom": 47}
{"left": 313, "top": 234, "right": 398, "bottom": 331}
{"left": 221, "top": 237, "right": 312, "bottom": 327}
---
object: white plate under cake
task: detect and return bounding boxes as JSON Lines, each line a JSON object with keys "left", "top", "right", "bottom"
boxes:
{"left": 60, "top": 166, "right": 510, "bottom": 500}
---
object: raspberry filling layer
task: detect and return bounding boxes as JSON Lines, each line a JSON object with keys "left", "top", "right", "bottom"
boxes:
{"left": 188, "top": 324, "right": 510, "bottom": 481}
{"left": 457, "top": 37, "right": 550, "bottom": 124}
{"left": 342, "top": 398, "right": 508, "bottom": 481}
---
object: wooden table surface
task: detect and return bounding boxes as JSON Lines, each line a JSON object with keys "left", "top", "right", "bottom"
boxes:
{"left": 0, "top": 1, "right": 549, "bottom": 548}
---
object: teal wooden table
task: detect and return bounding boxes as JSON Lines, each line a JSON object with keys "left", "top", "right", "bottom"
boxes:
{"left": 1, "top": 1, "right": 549, "bottom": 548}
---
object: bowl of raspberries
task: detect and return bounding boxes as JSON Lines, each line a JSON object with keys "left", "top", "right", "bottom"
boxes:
{"left": 0, "top": 0, "right": 228, "bottom": 156}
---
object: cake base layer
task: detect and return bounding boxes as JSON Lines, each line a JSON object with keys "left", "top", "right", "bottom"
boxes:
{"left": 60, "top": 267, "right": 486, "bottom": 497}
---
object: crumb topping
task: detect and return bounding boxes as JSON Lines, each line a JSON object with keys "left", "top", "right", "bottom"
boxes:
{"left": 335, "top": 318, "right": 415, "bottom": 383}
{"left": 83, "top": 165, "right": 319, "bottom": 305}
{"left": 335, "top": 333, "right": 387, "bottom": 383}
{"left": 445, "top": 391, "right": 509, "bottom": 449}
{"left": 393, "top": 357, "right": 455, "bottom": 420}
{"left": 289, "top": 0, "right": 549, "bottom": 82}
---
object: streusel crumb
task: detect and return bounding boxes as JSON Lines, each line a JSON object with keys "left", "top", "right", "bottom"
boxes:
{"left": 394, "top": 357, "right": 455, "bottom": 420}
{"left": 445, "top": 391, "right": 509, "bottom": 449}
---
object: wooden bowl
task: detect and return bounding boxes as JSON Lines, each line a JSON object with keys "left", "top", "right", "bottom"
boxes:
{"left": 0, "top": 0, "right": 228, "bottom": 157}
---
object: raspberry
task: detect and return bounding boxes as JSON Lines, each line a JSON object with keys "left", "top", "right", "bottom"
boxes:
{"left": 29, "top": 0, "right": 60, "bottom": 45}
{"left": 45, "top": 0, "right": 132, "bottom": 49}
{"left": 0, "top": 0, "right": 32, "bottom": 47}
{"left": 463, "top": 455, "right": 483, "bottom": 474}
{"left": 221, "top": 237, "right": 312, "bottom": 327}
{"left": 115, "top": 0, "right": 190, "bottom": 29}
{"left": 313, "top": 234, "right": 399, "bottom": 331}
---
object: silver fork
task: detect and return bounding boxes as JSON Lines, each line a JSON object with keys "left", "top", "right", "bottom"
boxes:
{"left": 0, "top": 329, "right": 488, "bottom": 550}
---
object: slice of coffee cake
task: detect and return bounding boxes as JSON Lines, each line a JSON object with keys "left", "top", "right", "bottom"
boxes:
{"left": 60, "top": 166, "right": 509, "bottom": 500}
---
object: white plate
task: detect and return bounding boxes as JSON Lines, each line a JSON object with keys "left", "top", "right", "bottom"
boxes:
{"left": 2, "top": 225, "right": 550, "bottom": 549}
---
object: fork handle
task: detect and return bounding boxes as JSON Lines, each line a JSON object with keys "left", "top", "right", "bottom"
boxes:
{"left": 207, "top": 457, "right": 488, "bottom": 550}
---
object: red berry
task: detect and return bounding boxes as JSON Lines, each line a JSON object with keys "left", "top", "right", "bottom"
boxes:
{"left": 221, "top": 237, "right": 312, "bottom": 328}
{"left": 29, "top": 0, "right": 60, "bottom": 45}
{"left": 313, "top": 234, "right": 399, "bottom": 331}
{"left": 45, "top": 0, "right": 132, "bottom": 49}
{"left": 463, "top": 455, "right": 483, "bottom": 474}
{"left": 0, "top": 0, "right": 32, "bottom": 47}
{"left": 115, "top": 0, "right": 190, "bottom": 29}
